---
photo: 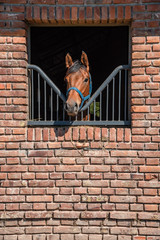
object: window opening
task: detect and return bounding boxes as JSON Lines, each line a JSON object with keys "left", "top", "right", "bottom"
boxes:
{"left": 28, "top": 26, "right": 130, "bottom": 126}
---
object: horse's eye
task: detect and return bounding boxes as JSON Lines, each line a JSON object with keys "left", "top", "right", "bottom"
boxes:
{"left": 65, "top": 79, "right": 67, "bottom": 83}
{"left": 84, "top": 78, "right": 88, "bottom": 83}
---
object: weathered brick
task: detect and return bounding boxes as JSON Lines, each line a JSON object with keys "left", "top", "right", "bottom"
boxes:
{"left": 25, "top": 211, "right": 51, "bottom": 219}
{"left": 110, "top": 211, "right": 136, "bottom": 219}
{"left": 54, "top": 211, "right": 79, "bottom": 219}
{"left": 81, "top": 212, "right": 106, "bottom": 219}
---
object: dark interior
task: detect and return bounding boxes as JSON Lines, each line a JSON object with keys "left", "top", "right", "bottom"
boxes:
{"left": 30, "top": 26, "right": 129, "bottom": 122}
{"left": 30, "top": 26, "right": 129, "bottom": 95}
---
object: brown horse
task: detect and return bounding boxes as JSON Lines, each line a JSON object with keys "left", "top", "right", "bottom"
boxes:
{"left": 64, "top": 51, "right": 92, "bottom": 117}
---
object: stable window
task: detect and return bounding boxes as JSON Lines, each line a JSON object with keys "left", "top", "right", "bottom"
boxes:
{"left": 28, "top": 26, "right": 130, "bottom": 126}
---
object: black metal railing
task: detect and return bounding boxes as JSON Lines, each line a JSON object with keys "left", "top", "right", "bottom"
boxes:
{"left": 27, "top": 64, "right": 131, "bottom": 126}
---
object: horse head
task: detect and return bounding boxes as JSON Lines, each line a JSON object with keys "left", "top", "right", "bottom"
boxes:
{"left": 64, "top": 51, "right": 92, "bottom": 116}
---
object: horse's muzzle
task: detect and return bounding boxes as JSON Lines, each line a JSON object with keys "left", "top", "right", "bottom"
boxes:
{"left": 64, "top": 99, "right": 79, "bottom": 116}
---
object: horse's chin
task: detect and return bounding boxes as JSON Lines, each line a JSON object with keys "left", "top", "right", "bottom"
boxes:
{"left": 67, "top": 111, "right": 78, "bottom": 117}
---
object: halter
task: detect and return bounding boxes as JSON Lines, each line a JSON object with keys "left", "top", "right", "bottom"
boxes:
{"left": 66, "top": 73, "right": 92, "bottom": 110}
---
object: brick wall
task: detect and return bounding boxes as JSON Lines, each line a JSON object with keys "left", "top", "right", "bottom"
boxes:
{"left": 0, "top": 0, "right": 160, "bottom": 239}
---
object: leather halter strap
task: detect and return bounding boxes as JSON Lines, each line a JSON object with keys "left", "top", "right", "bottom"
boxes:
{"left": 66, "top": 73, "right": 92, "bottom": 109}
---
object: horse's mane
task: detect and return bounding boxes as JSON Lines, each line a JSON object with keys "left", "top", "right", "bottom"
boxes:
{"left": 66, "top": 60, "right": 86, "bottom": 76}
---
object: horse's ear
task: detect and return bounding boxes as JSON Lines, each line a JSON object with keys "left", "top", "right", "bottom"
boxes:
{"left": 81, "top": 51, "right": 89, "bottom": 72}
{"left": 65, "top": 53, "right": 73, "bottom": 68}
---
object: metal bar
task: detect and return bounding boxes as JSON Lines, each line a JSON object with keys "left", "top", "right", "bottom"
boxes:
{"left": 38, "top": 73, "right": 40, "bottom": 121}
{"left": 63, "top": 102, "right": 65, "bottom": 121}
{"left": 100, "top": 92, "right": 102, "bottom": 121}
{"left": 81, "top": 111, "right": 83, "bottom": 121}
{"left": 80, "top": 65, "right": 131, "bottom": 111}
{"left": 44, "top": 80, "right": 46, "bottom": 121}
{"left": 112, "top": 77, "right": 115, "bottom": 121}
{"left": 118, "top": 70, "right": 121, "bottom": 121}
{"left": 124, "top": 69, "right": 127, "bottom": 121}
{"left": 106, "top": 85, "right": 108, "bottom": 120}
{"left": 28, "top": 70, "right": 31, "bottom": 120}
{"left": 51, "top": 88, "right": 53, "bottom": 121}
{"left": 28, "top": 120, "right": 131, "bottom": 126}
{"left": 27, "top": 64, "right": 66, "bottom": 102}
{"left": 57, "top": 95, "right": 59, "bottom": 121}
{"left": 88, "top": 107, "right": 89, "bottom": 121}
{"left": 31, "top": 69, "right": 34, "bottom": 120}
{"left": 94, "top": 100, "right": 96, "bottom": 121}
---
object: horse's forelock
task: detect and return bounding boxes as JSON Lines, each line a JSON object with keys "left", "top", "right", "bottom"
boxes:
{"left": 66, "top": 60, "right": 86, "bottom": 76}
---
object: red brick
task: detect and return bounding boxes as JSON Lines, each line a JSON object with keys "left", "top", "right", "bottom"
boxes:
{"left": 109, "top": 6, "right": 115, "bottom": 23}
{"left": 36, "top": 173, "right": 48, "bottom": 179}
{"left": 110, "top": 211, "right": 136, "bottom": 219}
{"left": 1, "top": 165, "right": 27, "bottom": 172}
{"left": 56, "top": 165, "right": 81, "bottom": 172}
{"left": 111, "top": 180, "right": 136, "bottom": 188}
{"left": 86, "top": 7, "right": 92, "bottom": 23}
{"left": 88, "top": 188, "right": 101, "bottom": 195}
{"left": 147, "top": 36, "right": 159, "bottom": 43}
{"left": 27, "top": 196, "right": 52, "bottom": 202}
{"left": 111, "top": 150, "right": 137, "bottom": 157}
{"left": 54, "top": 211, "right": 79, "bottom": 219}
{"left": 74, "top": 203, "right": 86, "bottom": 211}
{"left": 132, "top": 37, "right": 145, "bottom": 44}
{"left": 54, "top": 195, "right": 80, "bottom": 203}
{"left": 84, "top": 165, "right": 109, "bottom": 172}
{"left": 0, "top": 227, "right": 24, "bottom": 235}
{"left": 147, "top": 4, "right": 160, "bottom": 12}
{"left": 138, "top": 197, "right": 160, "bottom": 204}
{"left": 64, "top": 173, "right": 76, "bottom": 179}
{"left": 33, "top": 203, "right": 46, "bottom": 210}
{"left": 144, "top": 188, "right": 157, "bottom": 196}
{"left": 147, "top": 52, "right": 160, "bottom": 59}
{"left": 25, "top": 211, "right": 51, "bottom": 219}
{"left": 94, "top": 128, "right": 101, "bottom": 141}
{"left": 29, "top": 180, "right": 54, "bottom": 187}
{"left": 153, "top": 44, "right": 160, "bottom": 51}
{"left": 28, "top": 150, "right": 53, "bottom": 157}
{"left": 110, "top": 227, "right": 137, "bottom": 235}
{"left": 140, "top": 166, "right": 160, "bottom": 172}
{"left": 64, "top": 6, "right": 71, "bottom": 24}
{"left": 117, "top": 6, "right": 123, "bottom": 23}
{"left": 71, "top": 7, "right": 77, "bottom": 24}
{"left": 18, "top": 236, "right": 32, "bottom": 240}
{"left": 27, "top": 128, "right": 34, "bottom": 141}
{"left": 138, "top": 212, "right": 160, "bottom": 220}
{"left": 54, "top": 226, "right": 80, "bottom": 234}
{"left": 132, "top": 75, "right": 150, "bottom": 82}
{"left": 83, "top": 180, "right": 108, "bottom": 187}
{"left": 61, "top": 235, "right": 74, "bottom": 240}
{"left": 94, "top": 6, "right": 100, "bottom": 24}
{"left": 26, "top": 227, "right": 52, "bottom": 234}
{"left": 79, "top": 7, "right": 85, "bottom": 24}
{"left": 109, "top": 128, "right": 116, "bottom": 141}
{"left": 133, "top": 237, "right": 145, "bottom": 240}
{"left": 153, "top": 60, "right": 160, "bottom": 67}
{"left": 146, "top": 158, "right": 159, "bottom": 165}
{"left": 139, "top": 228, "right": 160, "bottom": 235}
{"left": 29, "top": 166, "right": 54, "bottom": 173}
{"left": 145, "top": 205, "right": 158, "bottom": 211}
{"left": 72, "top": 128, "right": 79, "bottom": 141}
{"left": 101, "top": 6, "right": 108, "bottom": 23}
{"left": 81, "top": 212, "right": 106, "bottom": 219}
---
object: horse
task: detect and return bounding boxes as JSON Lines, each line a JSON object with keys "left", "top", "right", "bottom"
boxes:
{"left": 64, "top": 51, "right": 92, "bottom": 119}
